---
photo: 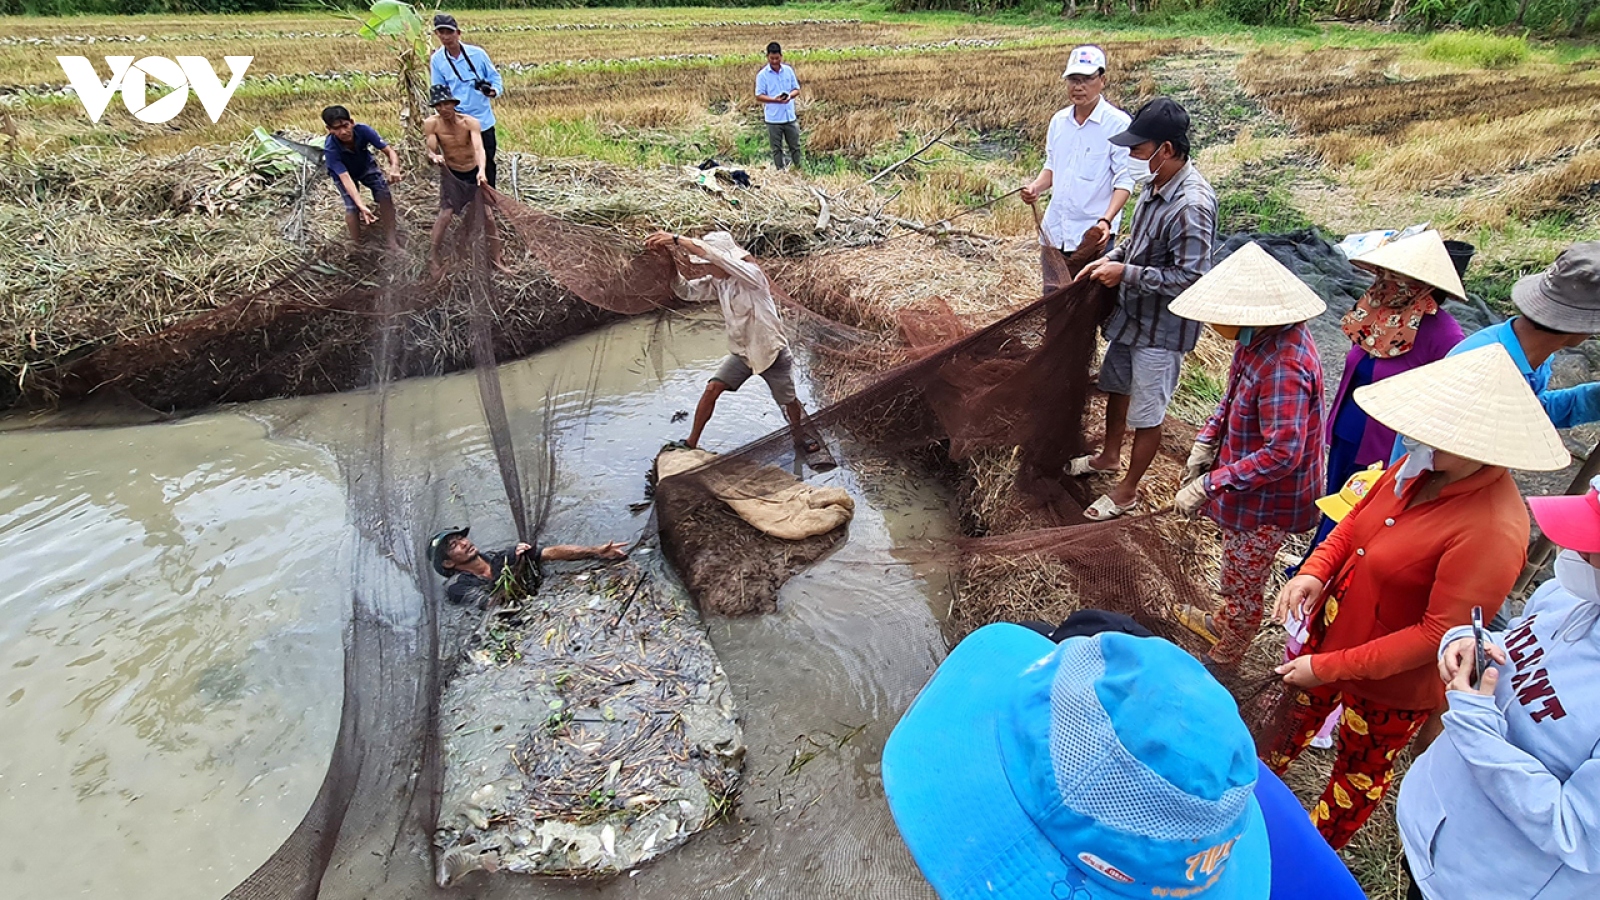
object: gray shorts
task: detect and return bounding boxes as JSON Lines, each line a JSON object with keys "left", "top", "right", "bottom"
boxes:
{"left": 712, "top": 347, "right": 797, "bottom": 405}
{"left": 1097, "top": 341, "right": 1184, "bottom": 430}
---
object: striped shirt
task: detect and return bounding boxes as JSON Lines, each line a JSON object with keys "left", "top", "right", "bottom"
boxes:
{"left": 1104, "top": 162, "right": 1217, "bottom": 352}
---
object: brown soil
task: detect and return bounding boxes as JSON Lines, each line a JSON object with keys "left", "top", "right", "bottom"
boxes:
{"left": 16, "top": 257, "right": 618, "bottom": 413}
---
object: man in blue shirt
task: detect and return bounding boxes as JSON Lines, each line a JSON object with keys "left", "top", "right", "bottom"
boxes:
{"left": 429, "top": 14, "right": 503, "bottom": 187}
{"left": 1386, "top": 242, "right": 1600, "bottom": 468}
{"left": 755, "top": 42, "right": 802, "bottom": 171}
{"left": 321, "top": 105, "right": 403, "bottom": 251}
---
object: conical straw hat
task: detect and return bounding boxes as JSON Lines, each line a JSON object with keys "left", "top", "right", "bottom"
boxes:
{"left": 1169, "top": 242, "right": 1327, "bottom": 326}
{"left": 1353, "top": 343, "right": 1569, "bottom": 470}
{"left": 1351, "top": 230, "right": 1467, "bottom": 299}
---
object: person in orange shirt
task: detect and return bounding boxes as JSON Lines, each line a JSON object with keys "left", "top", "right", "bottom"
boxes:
{"left": 1266, "top": 344, "right": 1571, "bottom": 848}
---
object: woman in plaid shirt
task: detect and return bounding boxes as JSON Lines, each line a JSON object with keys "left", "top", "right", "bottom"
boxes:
{"left": 1165, "top": 243, "right": 1328, "bottom": 667}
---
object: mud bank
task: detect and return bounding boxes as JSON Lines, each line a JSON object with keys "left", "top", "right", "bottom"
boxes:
{"left": 12, "top": 260, "right": 620, "bottom": 413}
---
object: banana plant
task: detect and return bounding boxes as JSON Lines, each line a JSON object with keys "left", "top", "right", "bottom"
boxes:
{"left": 349, "top": 0, "right": 436, "bottom": 151}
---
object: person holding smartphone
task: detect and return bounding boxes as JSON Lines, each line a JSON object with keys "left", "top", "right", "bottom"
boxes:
{"left": 1395, "top": 474, "right": 1600, "bottom": 900}
{"left": 1266, "top": 344, "right": 1569, "bottom": 849}
{"left": 755, "top": 41, "right": 803, "bottom": 171}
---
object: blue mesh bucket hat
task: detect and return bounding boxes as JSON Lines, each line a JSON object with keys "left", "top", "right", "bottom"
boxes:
{"left": 883, "top": 625, "right": 1269, "bottom": 900}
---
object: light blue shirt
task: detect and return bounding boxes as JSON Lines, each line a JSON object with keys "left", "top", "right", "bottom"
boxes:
{"left": 1397, "top": 575, "right": 1600, "bottom": 900}
{"left": 756, "top": 64, "right": 799, "bottom": 124}
{"left": 1389, "top": 317, "right": 1600, "bottom": 463}
{"left": 430, "top": 44, "right": 502, "bottom": 129}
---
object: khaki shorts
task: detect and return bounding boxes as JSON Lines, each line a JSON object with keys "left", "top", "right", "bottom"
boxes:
{"left": 1097, "top": 341, "right": 1183, "bottom": 430}
{"left": 712, "top": 347, "right": 797, "bottom": 405}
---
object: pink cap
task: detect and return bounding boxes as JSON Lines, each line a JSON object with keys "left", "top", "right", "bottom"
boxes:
{"left": 1528, "top": 475, "right": 1600, "bottom": 553}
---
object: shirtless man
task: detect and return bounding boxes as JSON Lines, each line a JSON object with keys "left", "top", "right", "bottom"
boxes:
{"left": 423, "top": 83, "right": 510, "bottom": 279}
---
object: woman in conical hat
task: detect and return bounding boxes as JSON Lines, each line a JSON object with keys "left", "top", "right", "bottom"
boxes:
{"left": 1319, "top": 230, "right": 1467, "bottom": 548}
{"left": 1164, "top": 242, "right": 1327, "bottom": 669}
{"left": 1267, "top": 344, "right": 1569, "bottom": 850}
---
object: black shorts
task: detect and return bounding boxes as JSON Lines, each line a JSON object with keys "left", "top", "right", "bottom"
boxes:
{"left": 440, "top": 166, "right": 480, "bottom": 214}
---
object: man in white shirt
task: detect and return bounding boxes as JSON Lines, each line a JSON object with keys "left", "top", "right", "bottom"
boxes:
{"left": 644, "top": 230, "right": 820, "bottom": 454}
{"left": 1021, "top": 45, "right": 1134, "bottom": 292}
{"left": 755, "top": 41, "right": 803, "bottom": 171}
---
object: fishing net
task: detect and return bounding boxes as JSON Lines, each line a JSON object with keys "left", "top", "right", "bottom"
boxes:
{"left": 177, "top": 168, "right": 1301, "bottom": 899}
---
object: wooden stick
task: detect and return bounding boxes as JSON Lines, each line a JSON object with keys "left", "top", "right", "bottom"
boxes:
{"left": 842, "top": 124, "right": 955, "bottom": 198}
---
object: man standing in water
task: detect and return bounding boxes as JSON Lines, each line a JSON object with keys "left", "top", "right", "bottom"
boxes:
{"left": 430, "top": 528, "right": 627, "bottom": 608}
{"left": 423, "top": 84, "right": 510, "bottom": 280}
{"left": 1021, "top": 45, "right": 1134, "bottom": 291}
{"left": 644, "top": 230, "right": 822, "bottom": 456}
{"left": 429, "top": 13, "right": 504, "bottom": 187}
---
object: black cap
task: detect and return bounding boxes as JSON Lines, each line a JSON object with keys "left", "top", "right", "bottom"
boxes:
{"left": 1109, "top": 97, "right": 1191, "bottom": 149}
{"left": 429, "top": 527, "right": 469, "bottom": 577}
{"left": 433, "top": 13, "right": 459, "bottom": 32}
{"left": 428, "top": 83, "right": 458, "bottom": 107}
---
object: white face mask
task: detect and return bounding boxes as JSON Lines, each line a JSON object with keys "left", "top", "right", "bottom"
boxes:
{"left": 1127, "top": 148, "right": 1160, "bottom": 186}
{"left": 1555, "top": 549, "right": 1600, "bottom": 606}
{"left": 1393, "top": 437, "right": 1436, "bottom": 496}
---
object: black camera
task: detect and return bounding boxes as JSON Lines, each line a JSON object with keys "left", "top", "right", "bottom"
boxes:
{"left": 473, "top": 79, "right": 494, "bottom": 98}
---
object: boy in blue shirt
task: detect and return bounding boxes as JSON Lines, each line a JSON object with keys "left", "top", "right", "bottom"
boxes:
{"left": 321, "top": 105, "right": 404, "bottom": 251}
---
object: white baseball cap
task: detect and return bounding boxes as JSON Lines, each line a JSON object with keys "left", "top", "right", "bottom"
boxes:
{"left": 1063, "top": 45, "right": 1107, "bottom": 78}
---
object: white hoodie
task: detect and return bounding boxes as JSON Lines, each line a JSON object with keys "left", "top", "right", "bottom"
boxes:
{"left": 1398, "top": 550, "right": 1600, "bottom": 900}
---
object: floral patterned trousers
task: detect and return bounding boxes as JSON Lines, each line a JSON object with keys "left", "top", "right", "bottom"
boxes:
{"left": 1210, "top": 525, "right": 1290, "bottom": 666}
{"left": 1265, "top": 686, "right": 1430, "bottom": 849}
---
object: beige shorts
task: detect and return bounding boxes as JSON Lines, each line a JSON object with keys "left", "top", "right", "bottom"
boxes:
{"left": 711, "top": 348, "right": 797, "bottom": 405}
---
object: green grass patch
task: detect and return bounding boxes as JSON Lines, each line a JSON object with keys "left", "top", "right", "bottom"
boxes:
{"left": 1217, "top": 183, "right": 1312, "bottom": 235}
{"left": 1172, "top": 360, "right": 1227, "bottom": 424}
{"left": 1422, "top": 30, "right": 1530, "bottom": 69}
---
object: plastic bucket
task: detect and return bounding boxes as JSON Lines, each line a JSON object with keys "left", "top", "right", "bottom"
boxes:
{"left": 1444, "top": 240, "right": 1476, "bottom": 278}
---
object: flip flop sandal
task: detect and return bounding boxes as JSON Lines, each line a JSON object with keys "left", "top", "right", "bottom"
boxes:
{"left": 1083, "top": 493, "right": 1137, "bottom": 521}
{"left": 1175, "top": 603, "right": 1220, "bottom": 646}
{"left": 1068, "top": 455, "right": 1119, "bottom": 478}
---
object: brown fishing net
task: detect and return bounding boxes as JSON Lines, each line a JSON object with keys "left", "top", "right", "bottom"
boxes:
{"left": 172, "top": 169, "right": 1298, "bottom": 899}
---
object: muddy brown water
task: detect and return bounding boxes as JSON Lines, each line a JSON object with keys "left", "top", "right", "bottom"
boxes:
{"left": 0, "top": 311, "right": 950, "bottom": 900}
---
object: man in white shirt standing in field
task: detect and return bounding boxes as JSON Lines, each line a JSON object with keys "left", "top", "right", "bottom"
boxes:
{"left": 1021, "top": 45, "right": 1134, "bottom": 292}
{"left": 755, "top": 41, "right": 803, "bottom": 171}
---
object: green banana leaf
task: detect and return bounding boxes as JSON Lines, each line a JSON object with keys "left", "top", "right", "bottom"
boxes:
{"left": 358, "top": 0, "right": 424, "bottom": 42}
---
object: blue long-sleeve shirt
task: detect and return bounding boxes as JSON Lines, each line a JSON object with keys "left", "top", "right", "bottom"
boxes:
{"left": 1397, "top": 571, "right": 1600, "bottom": 899}
{"left": 429, "top": 43, "right": 502, "bottom": 129}
{"left": 1390, "top": 317, "right": 1600, "bottom": 463}
{"left": 1454, "top": 319, "right": 1600, "bottom": 428}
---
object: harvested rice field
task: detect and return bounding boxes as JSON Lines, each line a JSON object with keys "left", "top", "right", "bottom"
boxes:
{"left": 3, "top": 4, "right": 1599, "bottom": 899}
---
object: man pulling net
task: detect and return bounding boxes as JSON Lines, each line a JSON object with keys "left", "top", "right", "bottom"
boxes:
{"left": 645, "top": 230, "right": 826, "bottom": 463}
{"left": 424, "top": 83, "right": 510, "bottom": 280}
{"left": 429, "top": 527, "right": 628, "bottom": 609}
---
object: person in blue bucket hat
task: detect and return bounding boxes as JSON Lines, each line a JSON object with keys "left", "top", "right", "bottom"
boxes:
{"left": 884, "top": 624, "right": 1365, "bottom": 900}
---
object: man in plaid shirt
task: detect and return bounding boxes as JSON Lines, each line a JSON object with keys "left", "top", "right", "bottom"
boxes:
{"left": 1167, "top": 243, "right": 1328, "bottom": 667}
{"left": 1074, "top": 98, "right": 1216, "bottom": 521}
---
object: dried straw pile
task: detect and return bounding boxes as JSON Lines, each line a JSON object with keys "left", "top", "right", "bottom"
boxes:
{"left": 2, "top": 137, "right": 995, "bottom": 410}
{"left": 0, "top": 144, "right": 314, "bottom": 405}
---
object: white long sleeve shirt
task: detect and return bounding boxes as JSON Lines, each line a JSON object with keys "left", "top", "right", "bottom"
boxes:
{"left": 674, "top": 233, "right": 788, "bottom": 374}
{"left": 1398, "top": 553, "right": 1600, "bottom": 900}
{"left": 1039, "top": 98, "right": 1134, "bottom": 252}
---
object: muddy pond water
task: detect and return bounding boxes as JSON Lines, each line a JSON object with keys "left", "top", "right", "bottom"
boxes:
{"left": 1, "top": 311, "right": 950, "bottom": 900}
